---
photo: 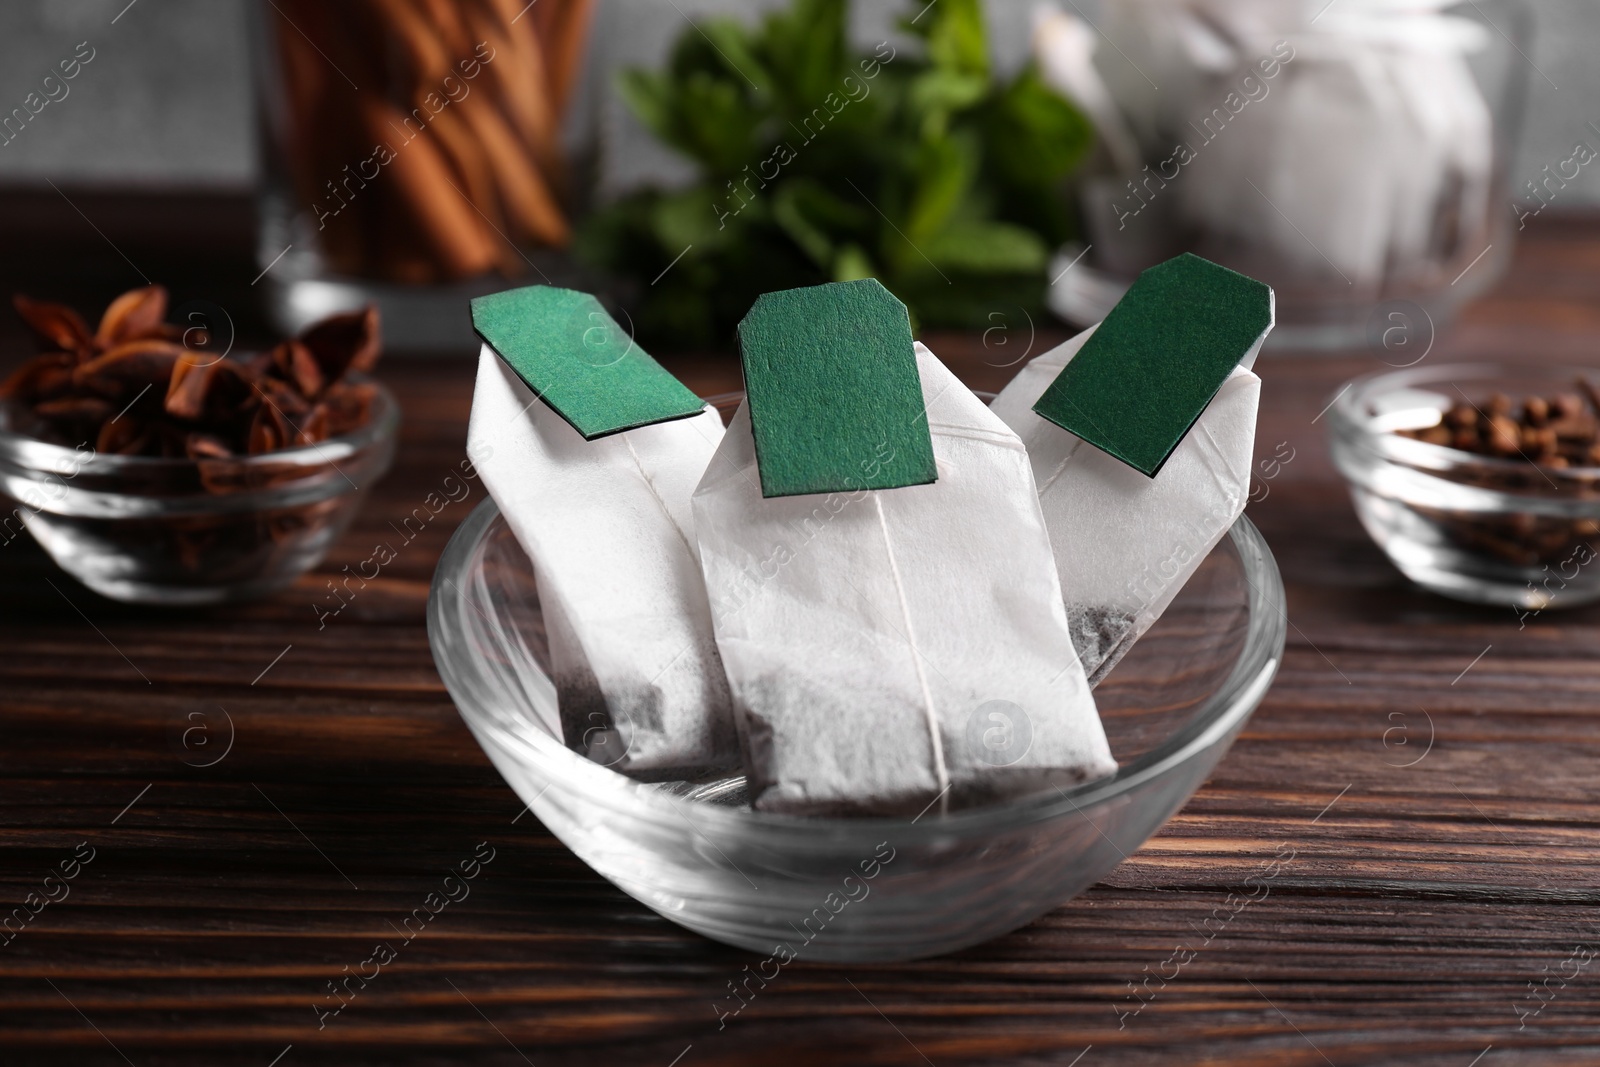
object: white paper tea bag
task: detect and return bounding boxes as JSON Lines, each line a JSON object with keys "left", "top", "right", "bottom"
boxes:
{"left": 694, "top": 341, "right": 1115, "bottom": 816}
{"left": 992, "top": 327, "right": 1264, "bottom": 684}
{"left": 468, "top": 288, "right": 739, "bottom": 776}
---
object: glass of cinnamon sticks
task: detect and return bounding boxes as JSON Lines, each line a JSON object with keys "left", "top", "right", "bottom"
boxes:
{"left": 251, "top": 0, "right": 596, "bottom": 350}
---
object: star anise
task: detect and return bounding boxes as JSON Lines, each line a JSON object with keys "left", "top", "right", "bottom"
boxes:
{"left": 1, "top": 286, "right": 382, "bottom": 478}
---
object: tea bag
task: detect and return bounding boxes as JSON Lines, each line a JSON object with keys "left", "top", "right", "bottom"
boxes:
{"left": 1201, "top": 43, "right": 1405, "bottom": 287}
{"left": 992, "top": 254, "right": 1272, "bottom": 683}
{"left": 693, "top": 280, "right": 1114, "bottom": 816}
{"left": 468, "top": 285, "right": 738, "bottom": 775}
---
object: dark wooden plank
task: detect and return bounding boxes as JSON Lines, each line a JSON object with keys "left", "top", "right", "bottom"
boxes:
{"left": 3, "top": 204, "right": 1600, "bottom": 1064}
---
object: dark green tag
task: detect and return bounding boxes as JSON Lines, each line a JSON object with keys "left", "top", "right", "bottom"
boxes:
{"left": 1032, "top": 253, "right": 1273, "bottom": 477}
{"left": 738, "top": 279, "right": 936, "bottom": 499}
{"left": 471, "top": 286, "right": 705, "bottom": 440}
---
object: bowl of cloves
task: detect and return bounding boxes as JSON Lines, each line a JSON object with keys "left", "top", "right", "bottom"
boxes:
{"left": 0, "top": 286, "right": 397, "bottom": 605}
{"left": 1327, "top": 363, "right": 1600, "bottom": 611}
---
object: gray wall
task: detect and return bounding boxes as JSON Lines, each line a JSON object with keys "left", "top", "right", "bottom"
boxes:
{"left": 0, "top": 0, "right": 1596, "bottom": 207}
{"left": 0, "top": 0, "right": 254, "bottom": 185}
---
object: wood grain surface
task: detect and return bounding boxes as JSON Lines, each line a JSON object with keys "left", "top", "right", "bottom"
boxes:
{"left": 3, "top": 200, "right": 1600, "bottom": 1066}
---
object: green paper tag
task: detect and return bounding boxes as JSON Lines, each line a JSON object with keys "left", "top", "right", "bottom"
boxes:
{"left": 472, "top": 286, "right": 705, "bottom": 440}
{"left": 1032, "top": 253, "right": 1273, "bottom": 477}
{"left": 738, "top": 279, "right": 936, "bottom": 499}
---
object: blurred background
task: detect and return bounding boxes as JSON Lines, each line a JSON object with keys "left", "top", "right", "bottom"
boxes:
{"left": 0, "top": 0, "right": 1592, "bottom": 353}
{"left": 1, "top": 0, "right": 1595, "bottom": 195}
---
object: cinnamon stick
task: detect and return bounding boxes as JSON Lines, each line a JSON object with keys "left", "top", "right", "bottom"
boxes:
{"left": 359, "top": 96, "right": 501, "bottom": 277}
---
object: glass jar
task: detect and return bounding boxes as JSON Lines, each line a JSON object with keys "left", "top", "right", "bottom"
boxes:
{"left": 249, "top": 0, "right": 598, "bottom": 351}
{"left": 1041, "top": 0, "right": 1531, "bottom": 350}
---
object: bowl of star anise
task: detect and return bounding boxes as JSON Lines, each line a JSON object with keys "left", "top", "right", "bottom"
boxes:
{"left": 0, "top": 285, "right": 397, "bottom": 605}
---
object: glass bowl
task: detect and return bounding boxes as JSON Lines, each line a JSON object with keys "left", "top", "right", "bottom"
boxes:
{"left": 0, "top": 380, "right": 398, "bottom": 605}
{"left": 1328, "top": 364, "right": 1600, "bottom": 610}
{"left": 428, "top": 468, "right": 1287, "bottom": 961}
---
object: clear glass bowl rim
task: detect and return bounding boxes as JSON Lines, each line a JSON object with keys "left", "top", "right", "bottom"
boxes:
{"left": 1329, "top": 362, "right": 1600, "bottom": 486}
{"left": 428, "top": 490, "right": 1288, "bottom": 845}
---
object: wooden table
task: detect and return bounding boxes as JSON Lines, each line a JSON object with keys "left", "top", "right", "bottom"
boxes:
{"left": 4, "top": 198, "right": 1600, "bottom": 1065}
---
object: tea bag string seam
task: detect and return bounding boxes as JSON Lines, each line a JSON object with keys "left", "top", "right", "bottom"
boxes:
{"left": 623, "top": 434, "right": 696, "bottom": 561}
{"left": 1195, "top": 417, "right": 1247, "bottom": 512}
{"left": 1037, "top": 436, "right": 1087, "bottom": 496}
{"left": 927, "top": 422, "right": 1029, "bottom": 453}
{"left": 873, "top": 493, "right": 950, "bottom": 806}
